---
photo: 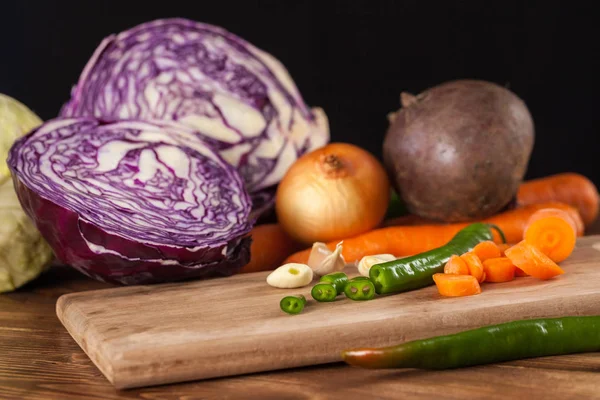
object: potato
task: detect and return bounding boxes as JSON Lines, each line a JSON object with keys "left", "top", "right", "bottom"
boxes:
{"left": 383, "top": 80, "right": 534, "bottom": 222}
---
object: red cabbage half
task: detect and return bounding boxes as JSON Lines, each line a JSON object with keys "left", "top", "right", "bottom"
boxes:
{"left": 7, "top": 118, "right": 252, "bottom": 284}
{"left": 60, "top": 18, "right": 330, "bottom": 214}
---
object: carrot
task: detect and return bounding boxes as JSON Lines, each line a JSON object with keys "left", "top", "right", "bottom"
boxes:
{"left": 472, "top": 241, "right": 501, "bottom": 262}
{"left": 518, "top": 173, "right": 599, "bottom": 226}
{"left": 285, "top": 224, "right": 474, "bottom": 264}
{"left": 497, "top": 243, "right": 524, "bottom": 278}
{"left": 515, "top": 267, "right": 529, "bottom": 277}
{"left": 484, "top": 202, "right": 584, "bottom": 239}
{"left": 507, "top": 241, "right": 527, "bottom": 277}
{"left": 444, "top": 255, "right": 470, "bottom": 275}
{"left": 497, "top": 243, "right": 512, "bottom": 256}
{"left": 238, "top": 224, "right": 303, "bottom": 274}
{"left": 505, "top": 241, "right": 565, "bottom": 280}
{"left": 433, "top": 273, "right": 481, "bottom": 297}
{"left": 284, "top": 202, "right": 583, "bottom": 265}
{"left": 524, "top": 208, "right": 578, "bottom": 263}
{"left": 384, "top": 201, "right": 584, "bottom": 236}
{"left": 482, "top": 257, "right": 516, "bottom": 283}
{"left": 460, "top": 252, "right": 486, "bottom": 283}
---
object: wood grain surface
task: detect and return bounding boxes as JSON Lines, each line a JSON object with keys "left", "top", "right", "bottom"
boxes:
{"left": 55, "top": 235, "right": 600, "bottom": 390}
{"left": 1, "top": 219, "right": 600, "bottom": 399}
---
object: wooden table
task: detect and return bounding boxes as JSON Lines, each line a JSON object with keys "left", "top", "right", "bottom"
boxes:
{"left": 2, "top": 220, "right": 600, "bottom": 399}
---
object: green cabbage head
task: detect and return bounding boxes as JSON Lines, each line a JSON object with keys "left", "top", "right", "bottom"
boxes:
{"left": 0, "top": 94, "right": 54, "bottom": 292}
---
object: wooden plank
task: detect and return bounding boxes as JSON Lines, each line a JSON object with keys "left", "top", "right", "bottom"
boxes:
{"left": 56, "top": 236, "right": 600, "bottom": 389}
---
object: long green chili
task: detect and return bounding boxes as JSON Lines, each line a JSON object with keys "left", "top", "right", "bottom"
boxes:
{"left": 342, "top": 316, "right": 600, "bottom": 369}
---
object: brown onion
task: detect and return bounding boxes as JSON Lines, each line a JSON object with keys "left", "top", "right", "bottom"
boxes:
{"left": 275, "top": 143, "right": 390, "bottom": 245}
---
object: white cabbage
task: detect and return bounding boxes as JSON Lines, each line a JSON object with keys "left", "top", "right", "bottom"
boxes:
{"left": 0, "top": 94, "right": 53, "bottom": 292}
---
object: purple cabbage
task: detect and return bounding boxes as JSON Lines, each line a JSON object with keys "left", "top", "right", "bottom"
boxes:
{"left": 60, "top": 18, "right": 329, "bottom": 213}
{"left": 7, "top": 118, "right": 252, "bottom": 284}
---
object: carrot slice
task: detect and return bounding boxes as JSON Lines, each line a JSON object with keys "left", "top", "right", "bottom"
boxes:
{"left": 433, "top": 273, "right": 481, "bottom": 297}
{"left": 497, "top": 243, "right": 512, "bottom": 256}
{"left": 472, "top": 241, "right": 502, "bottom": 262}
{"left": 482, "top": 257, "right": 516, "bottom": 283}
{"left": 444, "top": 255, "right": 470, "bottom": 275}
{"left": 515, "top": 267, "right": 529, "bottom": 277}
{"left": 524, "top": 208, "right": 578, "bottom": 263}
{"left": 505, "top": 241, "right": 565, "bottom": 280}
{"left": 460, "top": 252, "right": 485, "bottom": 283}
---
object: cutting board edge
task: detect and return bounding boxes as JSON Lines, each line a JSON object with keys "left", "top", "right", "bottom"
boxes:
{"left": 56, "top": 294, "right": 117, "bottom": 386}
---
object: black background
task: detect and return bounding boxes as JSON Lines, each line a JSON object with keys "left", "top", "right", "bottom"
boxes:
{"left": 2, "top": 0, "right": 599, "bottom": 184}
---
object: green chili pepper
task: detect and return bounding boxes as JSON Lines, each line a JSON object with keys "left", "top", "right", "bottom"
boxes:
{"left": 311, "top": 283, "right": 337, "bottom": 302}
{"left": 280, "top": 295, "right": 307, "bottom": 315}
{"left": 370, "top": 223, "right": 505, "bottom": 295}
{"left": 342, "top": 316, "right": 600, "bottom": 369}
{"left": 321, "top": 272, "right": 349, "bottom": 292}
{"left": 344, "top": 277, "right": 376, "bottom": 301}
{"left": 311, "top": 272, "right": 348, "bottom": 302}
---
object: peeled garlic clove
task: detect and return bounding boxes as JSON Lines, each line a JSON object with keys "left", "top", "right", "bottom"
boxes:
{"left": 312, "top": 241, "right": 345, "bottom": 276}
{"left": 357, "top": 254, "right": 396, "bottom": 277}
{"left": 267, "top": 263, "right": 314, "bottom": 288}
{"left": 307, "top": 242, "right": 332, "bottom": 270}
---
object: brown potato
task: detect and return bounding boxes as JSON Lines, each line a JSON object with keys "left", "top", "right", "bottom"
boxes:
{"left": 383, "top": 80, "right": 534, "bottom": 222}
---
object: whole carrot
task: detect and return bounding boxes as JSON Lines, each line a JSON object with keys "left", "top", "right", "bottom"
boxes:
{"left": 239, "top": 224, "right": 303, "bottom": 274}
{"left": 518, "top": 173, "right": 599, "bottom": 226}
{"left": 284, "top": 202, "right": 582, "bottom": 264}
{"left": 385, "top": 201, "right": 583, "bottom": 236}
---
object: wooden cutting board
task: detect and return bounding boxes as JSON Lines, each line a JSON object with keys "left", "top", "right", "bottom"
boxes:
{"left": 57, "top": 236, "right": 600, "bottom": 390}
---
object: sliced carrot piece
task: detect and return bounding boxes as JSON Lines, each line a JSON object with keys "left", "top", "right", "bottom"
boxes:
{"left": 482, "top": 257, "right": 516, "bottom": 283}
{"left": 515, "top": 267, "right": 529, "bottom": 277}
{"left": 460, "top": 252, "right": 485, "bottom": 283}
{"left": 496, "top": 243, "right": 512, "bottom": 257}
{"left": 472, "top": 241, "right": 502, "bottom": 262}
{"left": 505, "top": 241, "right": 565, "bottom": 280}
{"left": 433, "top": 273, "right": 481, "bottom": 297}
{"left": 444, "top": 255, "right": 470, "bottom": 275}
{"left": 524, "top": 208, "right": 578, "bottom": 263}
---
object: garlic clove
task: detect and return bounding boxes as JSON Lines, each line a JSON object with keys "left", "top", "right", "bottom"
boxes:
{"left": 312, "top": 241, "right": 345, "bottom": 276}
{"left": 357, "top": 254, "right": 396, "bottom": 277}
{"left": 267, "top": 263, "right": 314, "bottom": 288}
{"left": 307, "top": 242, "right": 332, "bottom": 270}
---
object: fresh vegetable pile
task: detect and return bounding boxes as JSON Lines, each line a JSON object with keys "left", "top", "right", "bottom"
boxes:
{"left": 253, "top": 79, "right": 599, "bottom": 370}
{"left": 2, "top": 17, "right": 600, "bottom": 373}
{"left": 269, "top": 205, "right": 581, "bottom": 310}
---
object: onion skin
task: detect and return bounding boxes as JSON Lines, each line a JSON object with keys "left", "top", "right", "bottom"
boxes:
{"left": 276, "top": 143, "right": 390, "bottom": 245}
